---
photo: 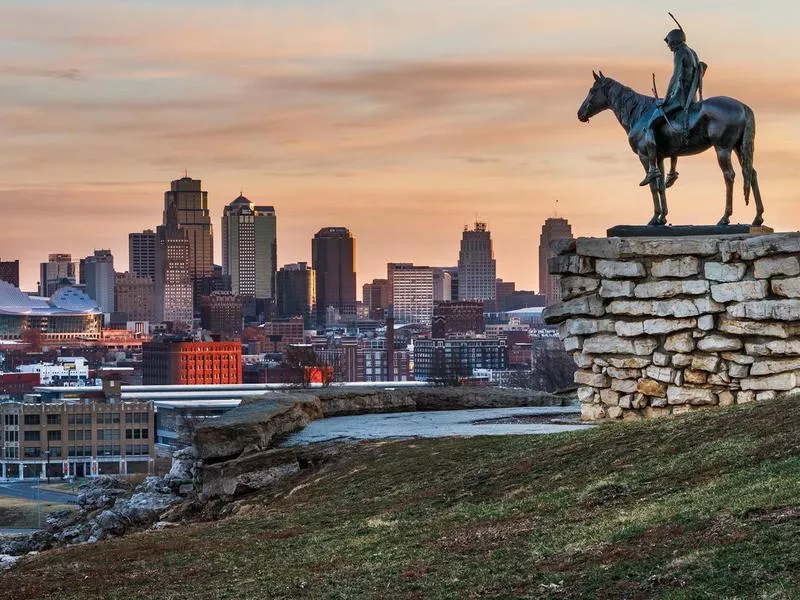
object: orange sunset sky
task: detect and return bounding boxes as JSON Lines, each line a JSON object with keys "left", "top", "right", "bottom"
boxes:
{"left": 1, "top": 1, "right": 799, "bottom": 293}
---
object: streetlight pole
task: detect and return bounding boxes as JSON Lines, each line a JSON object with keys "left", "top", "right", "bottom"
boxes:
{"left": 45, "top": 444, "right": 51, "bottom": 485}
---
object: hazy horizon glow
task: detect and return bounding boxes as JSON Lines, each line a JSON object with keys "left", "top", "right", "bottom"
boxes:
{"left": 2, "top": 1, "right": 799, "bottom": 293}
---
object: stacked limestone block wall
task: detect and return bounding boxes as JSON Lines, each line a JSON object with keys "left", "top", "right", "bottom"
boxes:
{"left": 543, "top": 233, "right": 800, "bottom": 420}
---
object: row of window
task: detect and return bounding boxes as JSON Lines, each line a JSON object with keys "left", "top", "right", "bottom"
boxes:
{"left": 9, "top": 412, "right": 150, "bottom": 427}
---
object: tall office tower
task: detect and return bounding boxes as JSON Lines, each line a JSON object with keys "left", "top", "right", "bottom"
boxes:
{"left": 39, "top": 253, "right": 77, "bottom": 297}
{"left": 0, "top": 259, "right": 19, "bottom": 288}
{"left": 495, "top": 278, "right": 516, "bottom": 311}
{"left": 221, "top": 194, "right": 277, "bottom": 299}
{"left": 163, "top": 176, "right": 213, "bottom": 303}
{"left": 115, "top": 272, "right": 156, "bottom": 322}
{"left": 457, "top": 222, "right": 496, "bottom": 303}
{"left": 311, "top": 227, "right": 356, "bottom": 327}
{"left": 129, "top": 229, "right": 157, "bottom": 280}
{"left": 83, "top": 249, "right": 115, "bottom": 313}
{"left": 432, "top": 269, "right": 452, "bottom": 302}
{"left": 362, "top": 278, "right": 389, "bottom": 320}
{"left": 155, "top": 200, "right": 193, "bottom": 325}
{"left": 387, "top": 263, "right": 434, "bottom": 325}
{"left": 276, "top": 262, "right": 316, "bottom": 329}
{"left": 538, "top": 217, "right": 574, "bottom": 306}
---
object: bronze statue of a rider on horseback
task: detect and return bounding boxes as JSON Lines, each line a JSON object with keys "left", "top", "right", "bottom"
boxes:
{"left": 578, "top": 13, "right": 764, "bottom": 227}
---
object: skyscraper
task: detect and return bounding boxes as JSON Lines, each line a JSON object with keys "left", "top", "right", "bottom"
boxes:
{"left": 311, "top": 227, "right": 356, "bottom": 327}
{"left": 129, "top": 229, "right": 157, "bottom": 280}
{"left": 362, "top": 278, "right": 389, "bottom": 320}
{"left": 538, "top": 217, "right": 573, "bottom": 306}
{"left": 155, "top": 199, "right": 193, "bottom": 325}
{"left": 39, "top": 254, "right": 77, "bottom": 297}
{"left": 221, "top": 194, "right": 277, "bottom": 299}
{"left": 276, "top": 262, "right": 316, "bottom": 328}
{"left": 115, "top": 272, "right": 156, "bottom": 322}
{"left": 164, "top": 176, "right": 213, "bottom": 304}
{"left": 432, "top": 269, "right": 452, "bottom": 302}
{"left": 0, "top": 259, "right": 19, "bottom": 288}
{"left": 457, "top": 222, "right": 496, "bottom": 303}
{"left": 388, "top": 263, "right": 434, "bottom": 325}
{"left": 83, "top": 249, "right": 115, "bottom": 313}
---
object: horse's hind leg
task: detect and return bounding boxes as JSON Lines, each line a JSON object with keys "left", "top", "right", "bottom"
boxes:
{"left": 642, "top": 157, "right": 662, "bottom": 226}
{"left": 715, "top": 147, "right": 735, "bottom": 226}
{"left": 656, "top": 158, "right": 668, "bottom": 224}
{"left": 751, "top": 169, "right": 764, "bottom": 226}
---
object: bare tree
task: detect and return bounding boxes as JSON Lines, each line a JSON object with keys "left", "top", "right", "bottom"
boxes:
{"left": 530, "top": 346, "right": 577, "bottom": 392}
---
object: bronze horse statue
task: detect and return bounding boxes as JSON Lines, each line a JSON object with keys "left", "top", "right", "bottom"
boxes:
{"left": 577, "top": 71, "right": 764, "bottom": 226}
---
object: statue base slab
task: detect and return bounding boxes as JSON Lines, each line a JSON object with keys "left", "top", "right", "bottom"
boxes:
{"left": 607, "top": 224, "right": 773, "bottom": 238}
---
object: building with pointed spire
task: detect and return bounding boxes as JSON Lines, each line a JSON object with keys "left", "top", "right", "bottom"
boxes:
{"left": 538, "top": 217, "right": 573, "bottom": 306}
{"left": 221, "top": 194, "right": 277, "bottom": 300}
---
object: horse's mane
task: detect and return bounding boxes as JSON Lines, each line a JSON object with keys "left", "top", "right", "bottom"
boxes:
{"left": 602, "top": 78, "right": 656, "bottom": 130}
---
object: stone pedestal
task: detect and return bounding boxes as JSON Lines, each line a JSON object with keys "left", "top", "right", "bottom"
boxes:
{"left": 545, "top": 232, "right": 800, "bottom": 421}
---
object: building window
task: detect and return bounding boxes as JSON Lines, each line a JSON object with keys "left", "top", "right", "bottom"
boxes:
{"left": 47, "top": 430, "right": 61, "bottom": 442}
{"left": 48, "top": 447, "right": 62, "bottom": 458}
{"left": 23, "top": 447, "right": 41, "bottom": 458}
{"left": 23, "top": 431, "right": 40, "bottom": 442}
{"left": 23, "top": 415, "right": 40, "bottom": 426}
{"left": 4, "top": 414, "right": 19, "bottom": 427}
{"left": 46, "top": 414, "right": 61, "bottom": 425}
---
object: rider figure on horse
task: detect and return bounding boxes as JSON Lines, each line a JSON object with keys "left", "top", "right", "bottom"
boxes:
{"left": 640, "top": 15, "right": 706, "bottom": 187}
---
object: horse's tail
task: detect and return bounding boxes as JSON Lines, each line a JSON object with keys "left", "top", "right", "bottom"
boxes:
{"left": 740, "top": 105, "right": 756, "bottom": 206}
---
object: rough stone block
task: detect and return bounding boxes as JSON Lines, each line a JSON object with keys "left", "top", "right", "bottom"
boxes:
{"left": 573, "top": 352, "right": 593, "bottom": 369}
{"left": 599, "top": 280, "right": 636, "bottom": 298}
{"left": 563, "top": 336, "right": 582, "bottom": 352}
{"left": 607, "top": 406, "right": 623, "bottom": 419}
{"left": 649, "top": 396, "right": 667, "bottom": 408}
{"left": 632, "top": 393, "right": 649, "bottom": 409}
{"left": 637, "top": 378, "right": 667, "bottom": 397}
{"left": 581, "top": 403, "right": 607, "bottom": 420}
{"left": 593, "top": 357, "right": 610, "bottom": 367}
{"left": 664, "top": 332, "right": 694, "bottom": 353}
{"left": 694, "top": 298, "right": 727, "bottom": 314}
{"left": 577, "top": 386, "right": 595, "bottom": 403}
{"left": 672, "top": 354, "right": 693, "bottom": 367}
{"left": 722, "top": 352, "right": 755, "bottom": 364}
{"left": 548, "top": 254, "right": 594, "bottom": 275}
{"left": 607, "top": 299, "right": 699, "bottom": 318}
{"left": 710, "top": 280, "right": 769, "bottom": 303}
{"left": 750, "top": 358, "right": 800, "bottom": 376}
{"left": 543, "top": 293, "right": 604, "bottom": 324}
{"left": 607, "top": 356, "right": 652, "bottom": 369}
{"left": 708, "top": 372, "right": 730, "bottom": 385}
{"left": 727, "top": 300, "right": 800, "bottom": 321}
{"left": 582, "top": 335, "right": 657, "bottom": 356}
{"left": 551, "top": 238, "right": 577, "bottom": 256}
{"left": 644, "top": 365, "right": 675, "bottom": 383}
{"left": 606, "top": 367, "right": 641, "bottom": 380}
{"left": 683, "top": 369, "right": 708, "bottom": 384}
{"left": 728, "top": 363, "right": 750, "bottom": 378}
{"left": 651, "top": 256, "right": 700, "bottom": 278}
{"left": 740, "top": 372, "right": 797, "bottom": 391}
{"left": 618, "top": 394, "right": 633, "bottom": 409}
{"left": 614, "top": 321, "right": 645, "bottom": 337}
{"left": 717, "top": 390, "right": 736, "bottom": 406}
{"left": 643, "top": 318, "right": 697, "bottom": 335}
{"left": 667, "top": 386, "right": 717, "bottom": 406}
{"left": 697, "top": 335, "right": 743, "bottom": 352}
{"left": 691, "top": 355, "right": 721, "bottom": 373}
{"left": 611, "top": 378, "right": 639, "bottom": 394}
{"left": 753, "top": 255, "right": 800, "bottom": 279}
{"left": 565, "top": 318, "right": 616, "bottom": 336}
{"left": 745, "top": 340, "right": 800, "bottom": 356}
{"left": 770, "top": 277, "right": 800, "bottom": 298}
{"left": 719, "top": 233, "right": 800, "bottom": 262}
{"left": 704, "top": 261, "right": 746, "bottom": 282}
{"left": 634, "top": 280, "right": 709, "bottom": 299}
{"left": 600, "top": 388, "right": 620, "bottom": 406}
{"left": 596, "top": 259, "right": 646, "bottom": 279}
{"left": 574, "top": 370, "right": 610, "bottom": 388}
{"left": 560, "top": 276, "right": 600, "bottom": 300}
{"left": 718, "top": 315, "right": 800, "bottom": 339}
{"left": 736, "top": 391, "right": 756, "bottom": 404}
{"left": 644, "top": 406, "right": 671, "bottom": 419}
{"left": 653, "top": 352, "right": 670, "bottom": 367}
{"left": 697, "top": 314, "right": 715, "bottom": 331}
{"left": 756, "top": 391, "right": 778, "bottom": 402}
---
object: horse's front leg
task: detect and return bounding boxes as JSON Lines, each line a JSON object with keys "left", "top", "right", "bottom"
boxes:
{"left": 642, "top": 157, "right": 661, "bottom": 226}
{"left": 655, "top": 158, "right": 668, "bottom": 225}
{"left": 715, "top": 147, "right": 735, "bottom": 226}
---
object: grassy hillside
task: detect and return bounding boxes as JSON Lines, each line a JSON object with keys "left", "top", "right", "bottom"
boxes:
{"left": 6, "top": 398, "right": 800, "bottom": 599}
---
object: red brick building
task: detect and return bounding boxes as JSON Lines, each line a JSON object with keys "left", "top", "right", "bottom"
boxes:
{"left": 142, "top": 339, "right": 242, "bottom": 385}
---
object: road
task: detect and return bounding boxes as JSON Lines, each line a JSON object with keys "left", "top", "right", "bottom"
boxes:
{"left": 0, "top": 482, "right": 78, "bottom": 505}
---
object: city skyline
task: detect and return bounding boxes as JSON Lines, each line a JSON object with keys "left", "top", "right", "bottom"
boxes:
{"left": 3, "top": 2, "right": 800, "bottom": 291}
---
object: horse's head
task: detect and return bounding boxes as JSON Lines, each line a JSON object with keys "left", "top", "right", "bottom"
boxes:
{"left": 578, "top": 71, "right": 610, "bottom": 122}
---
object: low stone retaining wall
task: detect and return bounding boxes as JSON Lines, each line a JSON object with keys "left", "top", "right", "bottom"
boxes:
{"left": 544, "top": 233, "right": 800, "bottom": 421}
